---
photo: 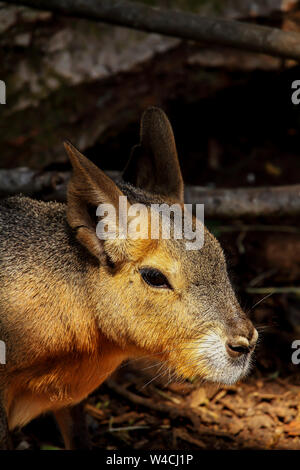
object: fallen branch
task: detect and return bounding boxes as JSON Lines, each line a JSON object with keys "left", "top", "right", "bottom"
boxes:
{"left": 218, "top": 225, "right": 300, "bottom": 234}
{"left": 185, "top": 185, "right": 300, "bottom": 218}
{"left": 0, "top": 168, "right": 70, "bottom": 200}
{"left": 5, "top": 0, "right": 300, "bottom": 61}
{"left": 1, "top": 168, "right": 300, "bottom": 218}
{"left": 0, "top": 168, "right": 118, "bottom": 202}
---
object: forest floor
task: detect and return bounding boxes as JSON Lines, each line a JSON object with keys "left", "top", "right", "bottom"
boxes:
{"left": 15, "top": 351, "right": 300, "bottom": 450}
{"left": 83, "top": 366, "right": 300, "bottom": 450}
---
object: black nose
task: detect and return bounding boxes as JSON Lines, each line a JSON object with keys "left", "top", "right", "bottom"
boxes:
{"left": 226, "top": 330, "right": 258, "bottom": 359}
{"left": 226, "top": 339, "right": 250, "bottom": 358}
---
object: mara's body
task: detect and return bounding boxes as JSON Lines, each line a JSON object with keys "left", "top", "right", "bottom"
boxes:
{"left": 0, "top": 108, "right": 258, "bottom": 449}
{"left": 0, "top": 196, "right": 127, "bottom": 432}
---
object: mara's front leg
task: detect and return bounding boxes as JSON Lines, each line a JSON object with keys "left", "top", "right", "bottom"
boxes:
{"left": 54, "top": 402, "right": 91, "bottom": 450}
{"left": 0, "top": 394, "right": 11, "bottom": 450}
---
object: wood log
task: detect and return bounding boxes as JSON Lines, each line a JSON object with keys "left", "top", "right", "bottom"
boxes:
{"left": 185, "top": 184, "right": 300, "bottom": 218}
{"left": 1, "top": 168, "right": 299, "bottom": 218}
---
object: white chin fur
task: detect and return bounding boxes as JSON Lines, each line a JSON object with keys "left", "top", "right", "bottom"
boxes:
{"left": 197, "top": 332, "right": 253, "bottom": 385}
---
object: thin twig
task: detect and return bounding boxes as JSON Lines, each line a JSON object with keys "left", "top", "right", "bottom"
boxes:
{"left": 246, "top": 287, "right": 300, "bottom": 295}
{"left": 106, "top": 379, "right": 201, "bottom": 429}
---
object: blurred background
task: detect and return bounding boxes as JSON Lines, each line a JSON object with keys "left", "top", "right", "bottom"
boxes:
{"left": 1, "top": 0, "right": 300, "bottom": 451}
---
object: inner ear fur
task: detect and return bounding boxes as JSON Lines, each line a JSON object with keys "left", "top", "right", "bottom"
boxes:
{"left": 64, "top": 141, "right": 128, "bottom": 265}
{"left": 123, "top": 107, "right": 184, "bottom": 203}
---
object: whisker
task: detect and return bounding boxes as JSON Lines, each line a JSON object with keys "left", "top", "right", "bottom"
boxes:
{"left": 140, "top": 361, "right": 164, "bottom": 372}
{"left": 140, "top": 368, "right": 167, "bottom": 389}
{"left": 123, "top": 344, "right": 206, "bottom": 368}
{"left": 255, "top": 325, "right": 270, "bottom": 332}
{"left": 250, "top": 292, "right": 273, "bottom": 311}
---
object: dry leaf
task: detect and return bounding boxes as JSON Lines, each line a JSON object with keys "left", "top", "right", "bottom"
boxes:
{"left": 246, "top": 414, "right": 274, "bottom": 430}
{"left": 284, "top": 420, "right": 300, "bottom": 436}
{"left": 188, "top": 387, "right": 208, "bottom": 408}
{"left": 265, "top": 162, "right": 281, "bottom": 176}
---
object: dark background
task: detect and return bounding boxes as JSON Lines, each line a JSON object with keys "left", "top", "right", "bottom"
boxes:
{"left": 0, "top": 0, "right": 300, "bottom": 451}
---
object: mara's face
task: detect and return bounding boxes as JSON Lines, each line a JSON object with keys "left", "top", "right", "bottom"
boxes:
{"left": 65, "top": 108, "right": 258, "bottom": 387}
{"left": 98, "top": 219, "right": 258, "bottom": 386}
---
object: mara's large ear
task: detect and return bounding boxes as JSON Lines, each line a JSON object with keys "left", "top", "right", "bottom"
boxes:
{"left": 64, "top": 141, "right": 128, "bottom": 266}
{"left": 123, "top": 107, "right": 184, "bottom": 203}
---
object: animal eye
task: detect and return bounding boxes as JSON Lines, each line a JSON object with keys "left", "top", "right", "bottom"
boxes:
{"left": 139, "top": 267, "right": 172, "bottom": 289}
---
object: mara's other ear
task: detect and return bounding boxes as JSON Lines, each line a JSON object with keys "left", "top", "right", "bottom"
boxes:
{"left": 64, "top": 141, "right": 128, "bottom": 266}
{"left": 123, "top": 107, "right": 184, "bottom": 203}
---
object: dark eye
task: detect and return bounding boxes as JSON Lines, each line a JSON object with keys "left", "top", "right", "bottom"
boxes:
{"left": 139, "top": 267, "right": 172, "bottom": 289}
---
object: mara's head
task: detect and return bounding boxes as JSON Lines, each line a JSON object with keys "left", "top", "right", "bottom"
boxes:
{"left": 64, "top": 107, "right": 258, "bottom": 386}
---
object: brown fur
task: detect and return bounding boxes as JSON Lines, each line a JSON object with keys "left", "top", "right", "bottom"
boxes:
{"left": 0, "top": 107, "right": 257, "bottom": 449}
